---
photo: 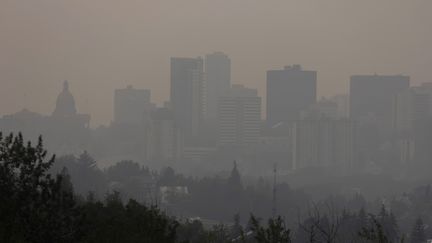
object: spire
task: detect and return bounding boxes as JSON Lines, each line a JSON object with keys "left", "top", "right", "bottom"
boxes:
{"left": 272, "top": 163, "right": 277, "bottom": 218}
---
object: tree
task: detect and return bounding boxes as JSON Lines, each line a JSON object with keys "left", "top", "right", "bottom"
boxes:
{"left": 78, "top": 193, "right": 179, "bottom": 243}
{"left": 410, "top": 217, "right": 426, "bottom": 243}
{"left": 0, "top": 133, "right": 78, "bottom": 243}
{"left": 377, "top": 205, "right": 400, "bottom": 242}
{"left": 359, "top": 214, "right": 405, "bottom": 243}
{"left": 296, "top": 202, "right": 341, "bottom": 243}
{"left": 249, "top": 215, "right": 292, "bottom": 243}
{"left": 53, "top": 152, "right": 107, "bottom": 198}
{"left": 228, "top": 161, "right": 243, "bottom": 192}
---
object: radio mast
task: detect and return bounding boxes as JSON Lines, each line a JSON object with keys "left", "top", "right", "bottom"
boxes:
{"left": 272, "top": 163, "right": 277, "bottom": 218}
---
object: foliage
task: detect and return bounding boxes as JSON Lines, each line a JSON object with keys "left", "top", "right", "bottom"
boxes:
{"left": 0, "top": 133, "right": 78, "bottom": 242}
{"left": 0, "top": 133, "right": 179, "bottom": 243}
{"left": 409, "top": 217, "right": 426, "bottom": 243}
{"left": 249, "top": 215, "right": 292, "bottom": 243}
{"left": 78, "top": 193, "right": 179, "bottom": 243}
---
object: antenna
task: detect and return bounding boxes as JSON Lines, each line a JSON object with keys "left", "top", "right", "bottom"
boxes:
{"left": 272, "top": 163, "right": 277, "bottom": 218}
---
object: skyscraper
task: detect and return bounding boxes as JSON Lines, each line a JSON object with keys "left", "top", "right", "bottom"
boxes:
{"left": 350, "top": 75, "right": 410, "bottom": 166}
{"left": 292, "top": 118, "right": 355, "bottom": 170}
{"left": 350, "top": 74, "right": 410, "bottom": 127}
{"left": 394, "top": 88, "right": 430, "bottom": 133}
{"left": 114, "top": 85, "right": 151, "bottom": 125}
{"left": 266, "top": 65, "right": 317, "bottom": 126}
{"left": 146, "top": 108, "right": 182, "bottom": 161}
{"left": 218, "top": 84, "right": 261, "bottom": 146}
{"left": 170, "top": 57, "right": 205, "bottom": 142}
{"left": 205, "top": 52, "right": 231, "bottom": 121}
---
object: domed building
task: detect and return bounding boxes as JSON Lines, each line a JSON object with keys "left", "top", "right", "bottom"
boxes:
{"left": 52, "top": 80, "right": 77, "bottom": 117}
{"left": 47, "top": 81, "right": 91, "bottom": 154}
{"left": 51, "top": 80, "right": 90, "bottom": 128}
{"left": 0, "top": 81, "right": 91, "bottom": 156}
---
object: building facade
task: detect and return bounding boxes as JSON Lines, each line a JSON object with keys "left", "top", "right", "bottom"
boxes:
{"left": 291, "top": 118, "right": 355, "bottom": 170}
{"left": 170, "top": 57, "right": 205, "bottom": 143}
{"left": 114, "top": 85, "right": 152, "bottom": 125}
{"left": 350, "top": 74, "right": 410, "bottom": 128}
{"left": 204, "top": 52, "right": 231, "bottom": 121}
{"left": 146, "top": 108, "right": 183, "bottom": 161}
{"left": 266, "top": 65, "right": 317, "bottom": 127}
{"left": 218, "top": 85, "right": 261, "bottom": 146}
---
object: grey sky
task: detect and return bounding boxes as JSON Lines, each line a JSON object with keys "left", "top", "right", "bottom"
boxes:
{"left": 1, "top": 0, "right": 431, "bottom": 126}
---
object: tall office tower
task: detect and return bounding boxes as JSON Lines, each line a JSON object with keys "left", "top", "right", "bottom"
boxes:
{"left": 394, "top": 87, "right": 431, "bottom": 133}
{"left": 291, "top": 118, "right": 355, "bottom": 170}
{"left": 205, "top": 52, "right": 231, "bottom": 120}
{"left": 146, "top": 108, "right": 183, "bottom": 161}
{"left": 330, "top": 94, "right": 350, "bottom": 119}
{"left": 218, "top": 84, "right": 261, "bottom": 146}
{"left": 266, "top": 65, "right": 317, "bottom": 127}
{"left": 301, "top": 97, "right": 338, "bottom": 119}
{"left": 350, "top": 74, "right": 410, "bottom": 127}
{"left": 350, "top": 75, "right": 410, "bottom": 166}
{"left": 170, "top": 57, "right": 205, "bottom": 142}
{"left": 114, "top": 85, "right": 152, "bottom": 125}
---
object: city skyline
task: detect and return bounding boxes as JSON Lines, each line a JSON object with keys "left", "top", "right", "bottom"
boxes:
{"left": 3, "top": 2, "right": 432, "bottom": 241}
{"left": 0, "top": 62, "right": 423, "bottom": 128}
{"left": 2, "top": 0, "right": 432, "bottom": 126}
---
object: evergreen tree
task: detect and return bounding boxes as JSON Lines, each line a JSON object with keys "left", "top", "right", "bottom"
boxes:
{"left": 250, "top": 215, "right": 291, "bottom": 243}
{"left": 410, "top": 217, "right": 426, "bottom": 243}
{"left": 228, "top": 161, "right": 243, "bottom": 192}
{"left": 0, "top": 133, "right": 78, "bottom": 243}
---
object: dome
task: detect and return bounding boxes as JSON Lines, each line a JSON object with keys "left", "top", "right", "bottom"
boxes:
{"left": 52, "top": 80, "right": 77, "bottom": 117}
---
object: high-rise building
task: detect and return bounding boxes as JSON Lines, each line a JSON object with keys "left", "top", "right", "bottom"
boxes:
{"left": 218, "top": 84, "right": 261, "bottom": 146}
{"left": 114, "top": 85, "right": 152, "bottom": 125}
{"left": 350, "top": 75, "right": 410, "bottom": 166}
{"left": 393, "top": 86, "right": 432, "bottom": 164}
{"left": 291, "top": 118, "right": 355, "bottom": 170}
{"left": 301, "top": 97, "right": 338, "bottom": 119}
{"left": 350, "top": 74, "right": 410, "bottom": 127}
{"left": 330, "top": 94, "right": 350, "bottom": 119}
{"left": 266, "top": 65, "right": 317, "bottom": 126}
{"left": 205, "top": 52, "right": 231, "bottom": 120}
{"left": 170, "top": 57, "right": 205, "bottom": 142}
{"left": 394, "top": 88, "right": 431, "bottom": 133}
{"left": 146, "top": 108, "right": 182, "bottom": 161}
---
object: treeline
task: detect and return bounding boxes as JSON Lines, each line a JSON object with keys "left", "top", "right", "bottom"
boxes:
{"left": 49, "top": 151, "right": 311, "bottom": 222}
{"left": 0, "top": 133, "right": 430, "bottom": 243}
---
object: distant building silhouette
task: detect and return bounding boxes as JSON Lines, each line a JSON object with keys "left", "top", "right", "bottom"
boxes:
{"left": 218, "top": 84, "right": 261, "bottom": 147}
{"left": 170, "top": 57, "right": 205, "bottom": 144}
{"left": 393, "top": 84, "right": 432, "bottom": 164}
{"left": 394, "top": 87, "right": 431, "bottom": 133}
{"left": 266, "top": 65, "right": 317, "bottom": 126}
{"left": 301, "top": 97, "right": 338, "bottom": 119}
{"left": 114, "top": 85, "right": 152, "bottom": 125}
{"left": 292, "top": 118, "right": 355, "bottom": 170}
{"left": 349, "top": 75, "right": 410, "bottom": 166}
{"left": 52, "top": 81, "right": 77, "bottom": 117}
{"left": 49, "top": 81, "right": 91, "bottom": 154}
{"left": 50, "top": 80, "right": 91, "bottom": 128}
{"left": 0, "top": 81, "right": 91, "bottom": 155}
{"left": 350, "top": 74, "right": 410, "bottom": 128}
{"left": 146, "top": 108, "right": 183, "bottom": 161}
{"left": 330, "top": 94, "right": 350, "bottom": 119}
{"left": 204, "top": 52, "right": 231, "bottom": 121}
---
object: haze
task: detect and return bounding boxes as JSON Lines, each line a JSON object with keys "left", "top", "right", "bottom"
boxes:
{"left": 1, "top": 0, "right": 431, "bottom": 126}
